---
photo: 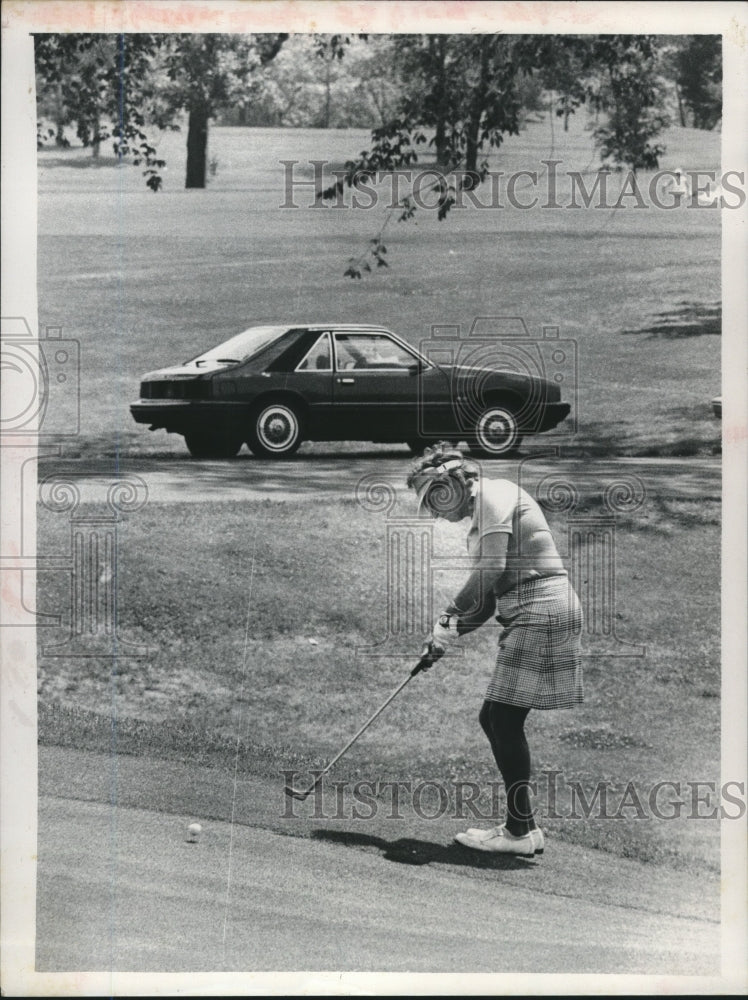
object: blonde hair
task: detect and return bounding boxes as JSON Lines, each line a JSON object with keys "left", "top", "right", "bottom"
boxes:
{"left": 406, "top": 443, "right": 480, "bottom": 520}
{"left": 406, "top": 441, "right": 479, "bottom": 491}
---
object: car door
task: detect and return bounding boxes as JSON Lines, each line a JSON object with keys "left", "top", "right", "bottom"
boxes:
{"left": 282, "top": 331, "right": 335, "bottom": 435}
{"left": 331, "top": 331, "right": 422, "bottom": 439}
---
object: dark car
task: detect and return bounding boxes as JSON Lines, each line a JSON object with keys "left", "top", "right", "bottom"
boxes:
{"left": 130, "top": 324, "right": 571, "bottom": 458}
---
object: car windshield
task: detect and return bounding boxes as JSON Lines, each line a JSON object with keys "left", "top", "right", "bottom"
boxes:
{"left": 186, "top": 326, "right": 289, "bottom": 365}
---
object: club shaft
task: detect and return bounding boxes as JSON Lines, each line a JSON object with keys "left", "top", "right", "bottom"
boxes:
{"left": 288, "top": 660, "right": 427, "bottom": 798}
{"left": 302, "top": 672, "right": 417, "bottom": 792}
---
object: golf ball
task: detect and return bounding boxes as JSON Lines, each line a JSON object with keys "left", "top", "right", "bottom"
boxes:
{"left": 187, "top": 822, "right": 202, "bottom": 842}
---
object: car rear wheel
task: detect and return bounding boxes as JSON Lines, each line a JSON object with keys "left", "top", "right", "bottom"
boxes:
{"left": 184, "top": 430, "right": 243, "bottom": 459}
{"left": 247, "top": 402, "right": 303, "bottom": 457}
{"left": 469, "top": 406, "right": 523, "bottom": 457}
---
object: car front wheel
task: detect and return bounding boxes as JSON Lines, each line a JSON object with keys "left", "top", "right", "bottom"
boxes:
{"left": 247, "top": 402, "right": 303, "bottom": 457}
{"left": 470, "top": 406, "right": 523, "bottom": 457}
{"left": 184, "top": 430, "right": 243, "bottom": 459}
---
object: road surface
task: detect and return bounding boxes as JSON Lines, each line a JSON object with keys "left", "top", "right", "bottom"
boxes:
{"left": 38, "top": 453, "right": 720, "bottom": 506}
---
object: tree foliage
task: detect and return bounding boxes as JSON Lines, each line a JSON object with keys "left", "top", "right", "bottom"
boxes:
{"left": 321, "top": 33, "right": 533, "bottom": 275}
{"left": 532, "top": 35, "right": 590, "bottom": 130}
{"left": 35, "top": 32, "right": 288, "bottom": 190}
{"left": 673, "top": 35, "right": 722, "bottom": 130}
{"left": 321, "top": 33, "right": 692, "bottom": 275}
{"left": 229, "top": 35, "right": 398, "bottom": 129}
{"left": 157, "top": 33, "right": 286, "bottom": 188}
{"left": 587, "top": 36, "right": 671, "bottom": 171}
{"left": 321, "top": 34, "right": 565, "bottom": 275}
{"left": 35, "top": 33, "right": 168, "bottom": 189}
{"left": 35, "top": 30, "right": 716, "bottom": 220}
{"left": 384, "top": 35, "right": 526, "bottom": 175}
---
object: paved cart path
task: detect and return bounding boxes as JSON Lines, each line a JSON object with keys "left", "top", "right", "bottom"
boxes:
{"left": 39, "top": 454, "right": 720, "bottom": 506}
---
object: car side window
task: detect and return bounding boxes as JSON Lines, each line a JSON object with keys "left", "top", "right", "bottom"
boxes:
{"left": 334, "top": 334, "right": 417, "bottom": 371}
{"left": 296, "top": 332, "right": 332, "bottom": 372}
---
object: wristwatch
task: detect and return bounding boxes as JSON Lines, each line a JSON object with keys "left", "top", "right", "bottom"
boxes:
{"left": 438, "top": 613, "right": 459, "bottom": 633}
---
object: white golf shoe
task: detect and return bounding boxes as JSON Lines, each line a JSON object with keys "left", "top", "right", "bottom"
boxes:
{"left": 454, "top": 824, "right": 535, "bottom": 857}
{"left": 462, "top": 825, "right": 545, "bottom": 855}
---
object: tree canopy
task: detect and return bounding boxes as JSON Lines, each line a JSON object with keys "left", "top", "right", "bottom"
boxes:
{"left": 34, "top": 31, "right": 722, "bottom": 274}
{"left": 35, "top": 33, "right": 168, "bottom": 189}
{"left": 35, "top": 32, "right": 288, "bottom": 190}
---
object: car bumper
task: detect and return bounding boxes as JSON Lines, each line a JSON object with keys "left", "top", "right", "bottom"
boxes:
{"left": 130, "top": 400, "right": 246, "bottom": 432}
{"left": 130, "top": 400, "right": 196, "bottom": 427}
{"left": 533, "top": 401, "right": 571, "bottom": 433}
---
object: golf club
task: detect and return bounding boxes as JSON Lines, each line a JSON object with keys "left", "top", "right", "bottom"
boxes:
{"left": 284, "top": 653, "right": 432, "bottom": 801}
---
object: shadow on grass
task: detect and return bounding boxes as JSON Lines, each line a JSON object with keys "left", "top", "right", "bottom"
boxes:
{"left": 621, "top": 301, "right": 721, "bottom": 339}
{"left": 38, "top": 154, "right": 126, "bottom": 169}
{"left": 43, "top": 418, "right": 722, "bottom": 464}
{"left": 311, "top": 828, "right": 537, "bottom": 871}
{"left": 571, "top": 415, "right": 720, "bottom": 459}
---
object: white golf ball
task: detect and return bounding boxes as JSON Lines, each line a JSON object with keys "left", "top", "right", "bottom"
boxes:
{"left": 187, "top": 822, "right": 202, "bottom": 841}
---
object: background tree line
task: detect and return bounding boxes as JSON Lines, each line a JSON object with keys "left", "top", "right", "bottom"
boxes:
{"left": 35, "top": 32, "right": 721, "bottom": 193}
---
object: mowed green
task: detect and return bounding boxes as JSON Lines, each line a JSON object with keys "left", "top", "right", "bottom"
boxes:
{"left": 37, "top": 116, "right": 721, "bottom": 456}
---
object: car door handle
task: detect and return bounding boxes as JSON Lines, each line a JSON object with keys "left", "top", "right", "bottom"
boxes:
{"left": 337, "top": 377, "right": 355, "bottom": 384}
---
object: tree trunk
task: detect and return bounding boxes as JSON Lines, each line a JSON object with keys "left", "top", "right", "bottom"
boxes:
{"left": 324, "top": 59, "right": 331, "bottom": 129}
{"left": 465, "top": 127, "right": 478, "bottom": 175}
{"left": 186, "top": 103, "right": 209, "bottom": 189}
{"left": 675, "top": 84, "right": 686, "bottom": 127}
{"left": 91, "top": 111, "right": 100, "bottom": 159}
{"left": 431, "top": 36, "right": 448, "bottom": 165}
{"left": 55, "top": 82, "right": 67, "bottom": 147}
{"left": 435, "top": 118, "right": 445, "bottom": 165}
{"left": 465, "top": 38, "right": 491, "bottom": 175}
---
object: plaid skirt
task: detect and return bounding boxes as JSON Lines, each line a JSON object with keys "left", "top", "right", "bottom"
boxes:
{"left": 486, "top": 576, "right": 583, "bottom": 710}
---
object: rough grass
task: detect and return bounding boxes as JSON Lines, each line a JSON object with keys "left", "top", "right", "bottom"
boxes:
{"left": 37, "top": 496, "right": 721, "bottom": 871}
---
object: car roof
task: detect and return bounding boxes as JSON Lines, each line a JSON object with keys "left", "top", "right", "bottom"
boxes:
{"left": 288, "top": 324, "right": 392, "bottom": 332}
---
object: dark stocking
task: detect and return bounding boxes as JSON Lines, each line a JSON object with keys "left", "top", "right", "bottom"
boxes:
{"left": 479, "top": 700, "right": 535, "bottom": 836}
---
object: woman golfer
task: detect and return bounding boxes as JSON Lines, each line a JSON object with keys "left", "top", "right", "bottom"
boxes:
{"left": 408, "top": 442, "right": 583, "bottom": 857}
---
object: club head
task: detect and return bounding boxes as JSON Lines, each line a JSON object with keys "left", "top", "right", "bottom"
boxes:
{"left": 284, "top": 785, "right": 311, "bottom": 801}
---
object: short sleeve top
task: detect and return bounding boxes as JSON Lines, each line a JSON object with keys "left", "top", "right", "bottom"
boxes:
{"left": 466, "top": 478, "right": 567, "bottom": 596}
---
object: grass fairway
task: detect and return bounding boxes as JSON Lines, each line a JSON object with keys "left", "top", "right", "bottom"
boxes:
{"left": 37, "top": 494, "right": 720, "bottom": 872}
{"left": 37, "top": 116, "right": 721, "bottom": 458}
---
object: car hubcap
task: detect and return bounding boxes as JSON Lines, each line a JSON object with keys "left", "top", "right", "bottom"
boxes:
{"left": 476, "top": 408, "right": 519, "bottom": 453}
{"left": 258, "top": 405, "right": 299, "bottom": 451}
